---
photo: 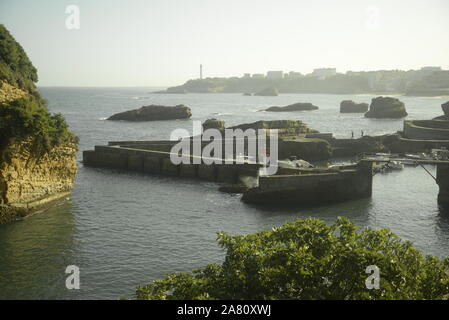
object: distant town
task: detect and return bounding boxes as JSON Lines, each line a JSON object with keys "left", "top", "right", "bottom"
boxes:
{"left": 161, "top": 66, "right": 449, "bottom": 96}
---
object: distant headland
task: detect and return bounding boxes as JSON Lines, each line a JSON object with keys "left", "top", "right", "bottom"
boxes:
{"left": 156, "top": 67, "right": 449, "bottom": 97}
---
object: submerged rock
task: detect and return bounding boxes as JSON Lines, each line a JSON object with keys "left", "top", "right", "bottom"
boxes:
{"left": 107, "top": 105, "right": 192, "bottom": 121}
{"left": 365, "top": 97, "right": 408, "bottom": 119}
{"left": 340, "top": 100, "right": 368, "bottom": 113}
{"left": 264, "top": 102, "right": 319, "bottom": 112}
{"left": 203, "top": 118, "right": 225, "bottom": 131}
{"left": 254, "top": 87, "right": 278, "bottom": 96}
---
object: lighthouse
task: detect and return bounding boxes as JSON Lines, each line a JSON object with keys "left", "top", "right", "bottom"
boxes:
{"left": 200, "top": 64, "right": 203, "bottom": 80}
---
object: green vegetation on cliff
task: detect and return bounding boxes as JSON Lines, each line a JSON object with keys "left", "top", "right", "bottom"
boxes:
{"left": 0, "top": 24, "right": 77, "bottom": 155}
{"left": 137, "top": 217, "right": 449, "bottom": 300}
{"left": 0, "top": 24, "right": 37, "bottom": 94}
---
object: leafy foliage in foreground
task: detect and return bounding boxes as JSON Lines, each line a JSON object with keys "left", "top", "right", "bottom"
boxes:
{"left": 137, "top": 217, "right": 449, "bottom": 300}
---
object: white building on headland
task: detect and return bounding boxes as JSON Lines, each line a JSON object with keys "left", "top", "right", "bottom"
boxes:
{"left": 266, "top": 71, "right": 284, "bottom": 79}
{"left": 311, "top": 68, "right": 337, "bottom": 79}
{"left": 252, "top": 73, "right": 265, "bottom": 78}
{"left": 287, "top": 71, "right": 302, "bottom": 79}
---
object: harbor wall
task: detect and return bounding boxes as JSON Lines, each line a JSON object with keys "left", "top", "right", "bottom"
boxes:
{"left": 403, "top": 120, "right": 449, "bottom": 140}
{"left": 82, "top": 145, "right": 260, "bottom": 183}
{"left": 437, "top": 163, "right": 449, "bottom": 210}
{"left": 242, "top": 161, "right": 373, "bottom": 205}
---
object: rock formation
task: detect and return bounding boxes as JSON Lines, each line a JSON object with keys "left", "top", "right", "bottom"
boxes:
{"left": 0, "top": 138, "right": 77, "bottom": 224}
{"left": 365, "top": 97, "right": 408, "bottom": 118}
{"left": 340, "top": 100, "right": 368, "bottom": 113}
{"left": 443, "top": 101, "right": 449, "bottom": 117}
{"left": 107, "top": 105, "right": 192, "bottom": 121}
{"left": 202, "top": 118, "right": 225, "bottom": 131}
{"left": 254, "top": 87, "right": 278, "bottom": 96}
{"left": 228, "top": 120, "right": 318, "bottom": 136}
{"left": 0, "top": 24, "right": 78, "bottom": 224}
{"left": 264, "top": 102, "right": 319, "bottom": 112}
{"left": 228, "top": 120, "right": 330, "bottom": 161}
{"left": 435, "top": 101, "right": 449, "bottom": 120}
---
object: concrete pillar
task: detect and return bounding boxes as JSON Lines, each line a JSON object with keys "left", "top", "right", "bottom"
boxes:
{"left": 437, "top": 163, "right": 449, "bottom": 210}
{"left": 357, "top": 160, "right": 373, "bottom": 197}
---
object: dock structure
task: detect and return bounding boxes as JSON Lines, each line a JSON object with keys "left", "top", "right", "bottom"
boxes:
{"left": 83, "top": 140, "right": 262, "bottom": 184}
{"left": 83, "top": 140, "right": 374, "bottom": 207}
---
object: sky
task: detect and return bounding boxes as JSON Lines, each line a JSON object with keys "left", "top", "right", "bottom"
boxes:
{"left": 1, "top": 0, "right": 448, "bottom": 87}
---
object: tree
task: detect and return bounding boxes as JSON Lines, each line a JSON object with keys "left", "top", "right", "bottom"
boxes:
{"left": 136, "top": 217, "right": 449, "bottom": 300}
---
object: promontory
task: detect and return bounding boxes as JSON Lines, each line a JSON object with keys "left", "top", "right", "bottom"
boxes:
{"left": 0, "top": 24, "right": 78, "bottom": 224}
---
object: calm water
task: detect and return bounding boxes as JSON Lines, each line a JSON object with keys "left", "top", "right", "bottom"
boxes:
{"left": 1, "top": 88, "right": 448, "bottom": 299}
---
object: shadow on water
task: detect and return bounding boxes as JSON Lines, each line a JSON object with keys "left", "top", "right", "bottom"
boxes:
{"left": 0, "top": 200, "right": 80, "bottom": 300}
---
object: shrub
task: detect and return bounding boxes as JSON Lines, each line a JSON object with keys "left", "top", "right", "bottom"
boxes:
{"left": 0, "top": 24, "right": 77, "bottom": 154}
{"left": 0, "top": 97, "right": 77, "bottom": 154}
{"left": 136, "top": 217, "right": 449, "bottom": 300}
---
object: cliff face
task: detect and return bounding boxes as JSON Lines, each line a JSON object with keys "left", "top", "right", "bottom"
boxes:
{"left": 0, "top": 138, "right": 77, "bottom": 224}
{"left": 0, "top": 24, "right": 78, "bottom": 224}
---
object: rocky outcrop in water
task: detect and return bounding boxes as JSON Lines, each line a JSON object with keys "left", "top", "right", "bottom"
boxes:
{"left": 340, "top": 100, "right": 368, "bottom": 113}
{"left": 435, "top": 101, "right": 449, "bottom": 120}
{"left": 228, "top": 120, "right": 318, "bottom": 136}
{"left": 264, "top": 102, "right": 319, "bottom": 112}
{"left": 107, "top": 105, "right": 192, "bottom": 121}
{"left": 365, "top": 97, "right": 408, "bottom": 118}
{"left": 254, "top": 87, "right": 278, "bottom": 96}
{"left": 228, "top": 120, "right": 330, "bottom": 160}
{"left": 203, "top": 118, "right": 225, "bottom": 131}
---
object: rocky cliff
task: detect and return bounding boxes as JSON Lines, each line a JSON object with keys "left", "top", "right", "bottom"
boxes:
{"left": 0, "top": 139, "right": 77, "bottom": 224}
{"left": 0, "top": 24, "right": 78, "bottom": 224}
{"left": 365, "top": 97, "right": 408, "bottom": 119}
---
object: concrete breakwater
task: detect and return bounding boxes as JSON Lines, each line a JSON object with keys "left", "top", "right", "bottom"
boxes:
{"left": 437, "top": 163, "right": 449, "bottom": 210}
{"left": 83, "top": 140, "right": 374, "bottom": 206}
{"left": 83, "top": 142, "right": 261, "bottom": 185}
{"left": 242, "top": 161, "right": 373, "bottom": 205}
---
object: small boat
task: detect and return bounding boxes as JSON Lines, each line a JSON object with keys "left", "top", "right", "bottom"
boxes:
{"left": 386, "top": 161, "right": 404, "bottom": 170}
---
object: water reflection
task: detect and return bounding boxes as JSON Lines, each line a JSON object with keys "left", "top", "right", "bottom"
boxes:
{"left": 0, "top": 200, "right": 79, "bottom": 299}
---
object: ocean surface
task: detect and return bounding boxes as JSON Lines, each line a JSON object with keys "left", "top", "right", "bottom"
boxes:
{"left": 1, "top": 87, "right": 448, "bottom": 299}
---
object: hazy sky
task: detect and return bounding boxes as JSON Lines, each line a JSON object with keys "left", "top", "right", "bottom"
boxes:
{"left": 1, "top": 0, "right": 448, "bottom": 87}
